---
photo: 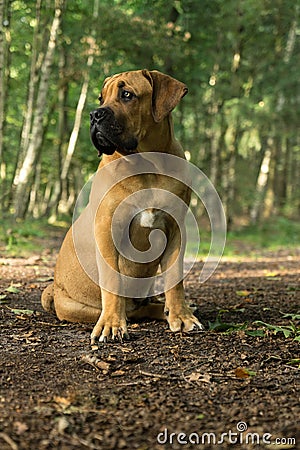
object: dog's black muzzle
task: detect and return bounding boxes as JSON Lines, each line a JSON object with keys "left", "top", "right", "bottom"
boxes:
{"left": 90, "top": 107, "right": 138, "bottom": 157}
{"left": 90, "top": 107, "right": 122, "bottom": 157}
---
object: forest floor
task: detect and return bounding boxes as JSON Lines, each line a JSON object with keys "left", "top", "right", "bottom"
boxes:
{"left": 0, "top": 231, "right": 299, "bottom": 450}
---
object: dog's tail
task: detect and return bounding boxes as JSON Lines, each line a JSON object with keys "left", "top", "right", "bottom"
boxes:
{"left": 41, "top": 283, "right": 55, "bottom": 313}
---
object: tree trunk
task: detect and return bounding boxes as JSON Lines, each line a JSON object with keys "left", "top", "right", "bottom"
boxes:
{"left": 0, "top": 0, "right": 10, "bottom": 211}
{"left": 250, "top": 143, "right": 272, "bottom": 224}
{"left": 290, "top": 142, "right": 300, "bottom": 213}
{"left": 44, "top": 47, "right": 69, "bottom": 216}
{"left": 28, "top": 162, "right": 41, "bottom": 217}
{"left": 222, "top": 124, "right": 239, "bottom": 229}
{"left": 19, "top": 0, "right": 42, "bottom": 160}
{"left": 0, "top": 0, "right": 5, "bottom": 209}
{"left": 12, "top": 1, "right": 64, "bottom": 219}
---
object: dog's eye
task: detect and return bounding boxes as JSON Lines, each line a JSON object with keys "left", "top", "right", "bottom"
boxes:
{"left": 121, "top": 90, "right": 134, "bottom": 101}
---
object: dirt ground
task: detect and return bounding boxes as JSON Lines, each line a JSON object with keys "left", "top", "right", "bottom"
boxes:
{"left": 0, "top": 236, "right": 299, "bottom": 450}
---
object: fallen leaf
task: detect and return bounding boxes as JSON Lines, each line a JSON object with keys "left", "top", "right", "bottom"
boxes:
{"left": 53, "top": 396, "right": 72, "bottom": 408}
{"left": 0, "top": 294, "right": 8, "bottom": 303}
{"left": 186, "top": 372, "right": 201, "bottom": 381}
{"left": 36, "top": 277, "right": 54, "bottom": 282}
{"left": 14, "top": 421, "right": 29, "bottom": 435}
{"left": 10, "top": 308, "right": 34, "bottom": 316}
{"left": 26, "top": 255, "right": 41, "bottom": 265}
{"left": 96, "top": 361, "right": 110, "bottom": 371}
{"left": 56, "top": 416, "right": 69, "bottom": 434}
{"left": 6, "top": 286, "right": 21, "bottom": 294}
{"left": 234, "top": 367, "right": 250, "bottom": 379}
{"left": 199, "top": 373, "right": 211, "bottom": 383}
{"left": 111, "top": 370, "right": 126, "bottom": 377}
{"left": 265, "top": 271, "right": 279, "bottom": 277}
{"left": 236, "top": 290, "right": 251, "bottom": 297}
{"left": 186, "top": 372, "right": 211, "bottom": 383}
{"left": 91, "top": 344, "right": 98, "bottom": 351}
{"left": 287, "top": 359, "right": 300, "bottom": 367}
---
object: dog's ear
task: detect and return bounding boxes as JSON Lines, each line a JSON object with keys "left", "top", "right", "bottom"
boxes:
{"left": 142, "top": 69, "right": 188, "bottom": 123}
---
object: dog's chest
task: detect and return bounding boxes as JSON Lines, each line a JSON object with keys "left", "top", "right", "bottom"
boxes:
{"left": 132, "top": 207, "right": 168, "bottom": 233}
{"left": 139, "top": 209, "right": 156, "bottom": 228}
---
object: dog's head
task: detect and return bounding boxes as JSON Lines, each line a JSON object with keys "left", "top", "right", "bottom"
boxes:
{"left": 90, "top": 70, "right": 188, "bottom": 157}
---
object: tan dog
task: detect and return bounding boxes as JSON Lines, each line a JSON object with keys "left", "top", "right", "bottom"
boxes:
{"left": 42, "top": 69, "right": 203, "bottom": 344}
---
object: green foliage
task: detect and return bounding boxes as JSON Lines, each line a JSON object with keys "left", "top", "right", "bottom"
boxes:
{"left": 225, "top": 218, "right": 300, "bottom": 256}
{"left": 208, "top": 310, "right": 300, "bottom": 341}
{"left": 0, "top": 217, "right": 68, "bottom": 257}
{"left": 208, "top": 310, "right": 248, "bottom": 332}
{"left": 253, "top": 320, "right": 300, "bottom": 340}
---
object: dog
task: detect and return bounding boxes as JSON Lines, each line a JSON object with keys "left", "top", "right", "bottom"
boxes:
{"left": 41, "top": 69, "right": 203, "bottom": 344}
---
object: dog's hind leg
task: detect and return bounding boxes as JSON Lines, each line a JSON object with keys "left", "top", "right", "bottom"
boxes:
{"left": 42, "top": 284, "right": 101, "bottom": 324}
{"left": 54, "top": 291, "right": 101, "bottom": 323}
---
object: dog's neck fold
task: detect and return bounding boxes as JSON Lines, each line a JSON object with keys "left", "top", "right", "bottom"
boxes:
{"left": 137, "top": 114, "right": 178, "bottom": 154}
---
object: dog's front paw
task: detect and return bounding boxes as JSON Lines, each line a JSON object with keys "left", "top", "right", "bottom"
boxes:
{"left": 90, "top": 312, "right": 129, "bottom": 345}
{"left": 165, "top": 304, "right": 204, "bottom": 333}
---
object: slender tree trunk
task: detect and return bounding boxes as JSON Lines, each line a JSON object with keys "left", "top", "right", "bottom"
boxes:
{"left": 209, "top": 127, "right": 220, "bottom": 188}
{"left": 208, "top": 99, "right": 221, "bottom": 187}
{"left": 13, "top": 1, "right": 64, "bottom": 219}
{"left": 222, "top": 125, "right": 238, "bottom": 229}
{"left": 250, "top": 144, "right": 272, "bottom": 224}
{"left": 19, "top": 0, "right": 42, "bottom": 159}
{"left": 290, "top": 142, "right": 300, "bottom": 213}
{"left": 0, "top": 0, "right": 10, "bottom": 211}
{"left": 283, "top": 137, "right": 292, "bottom": 207}
{"left": 273, "top": 137, "right": 286, "bottom": 209}
{"left": 44, "top": 47, "right": 68, "bottom": 217}
{"left": 28, "top": 162, "right": 41, "bottom": 217}
{"left": 0, "top": 0, "right": 5, "bottom": 208}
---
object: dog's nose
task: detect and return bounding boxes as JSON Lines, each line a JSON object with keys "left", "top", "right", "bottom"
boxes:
{"left": 90, "top": 107, "right": 111, "bottom": 125}
{"left": 90, "top": 109, "right": 102, "bottom": 124}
